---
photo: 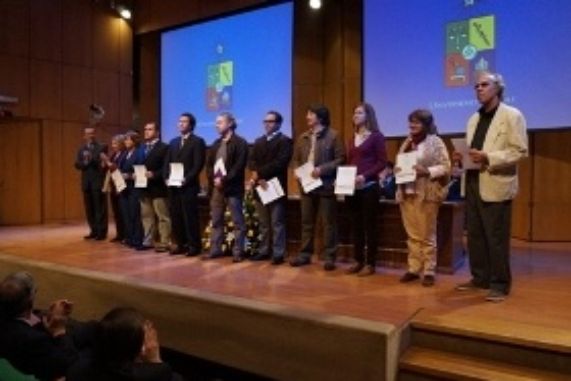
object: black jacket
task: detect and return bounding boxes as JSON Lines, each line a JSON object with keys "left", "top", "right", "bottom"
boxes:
{"left": 74, "top": 141, "right": 108, "bottom": 192}
{"left": 67, "top": 357, "right": 182, "bottom": 381}
{"left": 249, "top": 132, "right": 293, "bottom": 196}
{"left": 141, "top": 141, "right": 169, "bottom": 198}
{"left": 206, "top": 133, "right": 249, "bottom": 197}
{"left": 164, "top": 134, "right": 206, "bottom": 192}
{"left": 0, "top": 318, "right": 79, "bottom": 381}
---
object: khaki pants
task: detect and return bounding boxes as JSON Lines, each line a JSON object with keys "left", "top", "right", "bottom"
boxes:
{"left": 399, "top": 195, "right": 440, "bottom": 276}
{"left": 140, "top": 196, "right": 171, "bottom": 249}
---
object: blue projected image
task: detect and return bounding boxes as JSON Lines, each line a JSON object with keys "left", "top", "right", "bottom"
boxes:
{"left": 364, "top": 0, "right": 571, "bottom": 136}
{"left": 161, "top": 2, "right": 293, "bottom": 144}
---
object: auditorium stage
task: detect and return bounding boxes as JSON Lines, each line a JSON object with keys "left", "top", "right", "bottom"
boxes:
{"left": 1, "top": 224, "right": 570, "bottom": 380}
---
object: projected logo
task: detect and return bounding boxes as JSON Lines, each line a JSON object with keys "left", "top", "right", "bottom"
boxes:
{"left": 445, "top": 15, "right": 495, "bottom": 87}
{"left": 206, "top": 45, "right": 233, "bottom": 111}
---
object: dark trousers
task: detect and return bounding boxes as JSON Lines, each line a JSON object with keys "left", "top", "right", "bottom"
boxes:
{"left": 110, "top": 192, "right": 125, "bottom": 240}
{"left": 466, "top": 174, "right": 512, "bottom": 294}
{"left": 168, "top": 187, "right": 201, "bottom": 252}
{"left": 299, "top": 193, "right": 337, "bottom": 262}
{"left": 82, "top": 188, "right": 107, "bottom": 238}
{"left": 346, "top": 184, "right": 380, "bottom": 266}
{"left": 209, "top": 189, "right": 246, "bottom": 257}
{"left": 119, "top": 187, "right": 142, "bottom": 246}
{"left": 254, "top": 197, "right": 287, "bottom": 259}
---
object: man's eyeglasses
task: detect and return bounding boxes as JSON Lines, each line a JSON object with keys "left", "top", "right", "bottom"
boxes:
{"left": 263, "top": 119, "right": 277, "bottom": 124}
{"left": 474, "top": 82, "right": 492, "bottom": 89}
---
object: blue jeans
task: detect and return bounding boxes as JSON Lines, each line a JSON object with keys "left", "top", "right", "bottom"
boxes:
{"left": 209, "top": 189, "right": 246, "bottom": 257}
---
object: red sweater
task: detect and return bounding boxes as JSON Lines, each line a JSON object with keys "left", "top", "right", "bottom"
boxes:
{"left": 346, "top": 131, "right": 387, "bottom": 183}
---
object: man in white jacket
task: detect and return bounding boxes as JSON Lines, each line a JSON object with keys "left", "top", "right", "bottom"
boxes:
{"left": 455, "top": 71, "right": 528, "bottom": 302}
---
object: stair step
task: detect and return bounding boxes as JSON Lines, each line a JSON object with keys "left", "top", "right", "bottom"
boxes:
{"left": 400, "top": 346, "right": 570, "bottom": 381}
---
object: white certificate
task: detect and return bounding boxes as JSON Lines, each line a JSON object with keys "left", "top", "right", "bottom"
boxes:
{"left": 396, "top": 151, "right": 418, "bottom": 184}
{"left": 335, "top": 166, "right": 357, "bottom": 195}
{"left": 110, "top": 169, "right": 126, "bottom": 193}
{"left": 214, "top": 158, "right": 227, "bottom": 177}
{"left": 167, "top": 163, "right": 184, "bottom": 187}
{"left": 451, "top": 138, "right": 481, "bottom": 170}
{"left": 294, "top": 162, "right": 323, "bottom": 193}
{"left": 256, "top": 177, "right": 285, "bottom": 205}
{"left": 133, "top": 165, "right": 147, "bottom": 188}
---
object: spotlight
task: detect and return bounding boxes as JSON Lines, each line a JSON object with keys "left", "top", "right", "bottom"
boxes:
{"left": 309, "top": 0, "right": 322, "bottom": 10}
{"left": 117, "top": 6, "right": 131, "bottom": 20}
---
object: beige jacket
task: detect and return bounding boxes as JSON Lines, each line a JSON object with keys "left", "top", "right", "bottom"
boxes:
{"left": 396, "top": 134, "right": 451, "bottom": 203}
{"left": 466, "top": 103, "right": 528, "bottom": 202}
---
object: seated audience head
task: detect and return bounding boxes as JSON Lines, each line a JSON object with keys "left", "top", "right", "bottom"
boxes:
{"left": 96, "top": 307, "right": 147, "bottom": 366}
{"left": 408, "top": 109, "right": 438, "bottom": 138}
{"left": 306, "top": 103, "right": 330, "bottom": 129}
{"left": 0, "top": 271, "right": 37, "bottom": 320}
{"left": 353, "top": 102, "right": 380, "bottom": 132}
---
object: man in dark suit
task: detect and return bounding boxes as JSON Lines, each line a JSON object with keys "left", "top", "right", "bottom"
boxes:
{"left": 248, "top": 111, "right": 293, "bottom": 265}
{"left": 164, "top": 112, "right": 206, "bottom": 256}
{"left": 139, "top": 122, "right": 171, "bottom": 252}
{"left": 0, "top": 272, "right": 79, "bottom": 380}
{"left": 74, "top": 126, "right": 108, "bottom": 240}
{"left": 204, "top": 112, "right": 249, "bottom": 262}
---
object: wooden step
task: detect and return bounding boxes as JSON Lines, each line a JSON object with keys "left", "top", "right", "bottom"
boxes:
{"left": 400, "top": 346, "right": 570, "bottom": 381}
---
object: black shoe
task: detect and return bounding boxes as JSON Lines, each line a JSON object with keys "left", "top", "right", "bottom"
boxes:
{"left": 345, "top": 263, "right": 364, "bottom": 275}
{"left": 169, "top": 247, "right": 187, "bottom": 255}
{"left": 135, "top": 245, "right": 152, "bottom": 251}
{"left": 250, "top": 253, "right": 270, "bottom": 261}
{"left": 186, "top": 248, "right": 202, "bottom": 257}
{"left": 232, "top": 255, "right": 245, "bottom": 263}
{"left": 485, "top": 289, "right": 507, "bottom": 302}
{"left": 155, "top": 247, "right": 169, "bottom": 253}
{"left": 83, "top": 234, "right": 96, "bottom": 240}
{"left": 323, "top": 261, "right": 336, "bottom": 271}
{"left": 357, "top": 265, "right": 375, "bottom": 277}
{"left": 455, "top": 279, "right": 488, "bottom": 291}
{"left": 422, "top": 275, "right": 435, "bottom": 287}
{"left": 94, "top": 235, "right": 107, "bottom": 241}
{"left": 289, "top": 257, "right": 311, "bottom": 267}
{"left": 110, "top": 237, "right": 123, "bottom": 243}
{"left": 400, "top": 272, "right": 420, "bottom": 283}
{"left": 271, "top": 257, "right": 284, "bottom": 265}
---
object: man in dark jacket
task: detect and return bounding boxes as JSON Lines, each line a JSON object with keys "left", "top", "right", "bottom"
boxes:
{"left": 139, "top": 122, "right": 171, "bottom": 252}
{"left": 74, "top": 126, "right": 108, "bottom": 240}
{"left": 164, "top": 113, "right": 206, "bottom": 256}
{"left": 204, "top": 112, "right": 249, "bottom": 262}
{"left": 290, "top": 104, "right": 345, "bottom": 271}
{"left": 248, "top": 111, "right": 293, "bottom": 265}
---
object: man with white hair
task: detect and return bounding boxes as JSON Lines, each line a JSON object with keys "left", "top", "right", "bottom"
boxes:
{"left": 455, "top": 72, "right": 528, "bottom": 302}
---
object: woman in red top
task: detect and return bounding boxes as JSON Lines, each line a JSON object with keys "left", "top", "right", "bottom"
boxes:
{"left": 345, "top": 103, "right": 387, "bottom": 276}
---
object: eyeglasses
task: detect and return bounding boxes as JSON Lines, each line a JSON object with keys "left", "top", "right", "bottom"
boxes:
{"left": 263, "top": 119, "right": 277, "bottom": 124}
{"left": 474, "top": 82, "right": 491, "bottom": 89}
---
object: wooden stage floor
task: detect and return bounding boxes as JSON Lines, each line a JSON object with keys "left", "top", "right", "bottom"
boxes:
{"left": 1, "top": 223, "right": 570, "bottom": 379}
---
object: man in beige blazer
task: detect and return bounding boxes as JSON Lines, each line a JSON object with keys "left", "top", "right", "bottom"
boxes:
{"left": 456, "top": 71, "right": 528, "bottom": 302}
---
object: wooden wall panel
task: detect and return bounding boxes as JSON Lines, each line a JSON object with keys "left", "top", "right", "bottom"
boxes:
{"left": 30, "top": 60, "right": 63, "bottom": 120}
{"left": 92, "top": 8, "right": 121, "bottom": 71}
{"left": 531, "top": 130, "right": 571, "bottom": 241}
{"left": 120, "top": 74, "right": 134, "bottom": 127}
{"left": 511, "top": 153, "right": 532, "bottom": 240}
{"left": 62, "top": 0, "right": 92, "bottom": 66}
{"left": 62, "top": 122, "right": 85, "bottom": 220}
{"left": 0, "top": 55, "right": 30, "bottom": 117}
{"left": 0, "top": 0, "right": 30, "bottom": 57}
{"left": 0, "top": 120, "right": 42, "bottom": 225}
{"left": 136, "top": 33, "right": 160, "bottom": 125}
{"left": 119, "top": 20, "right": 133, "bottom": 75}
{"left": 62, "top": 65, "right": 93, "bottom": 122}
{"left": 30, "top": 0, "right": 62, "bottom": 61}
{"left": 41, "top": 120, "right": 65, "bottom": 221}
{"left": 93, "top": 70, "right": 120, "bottom": 125}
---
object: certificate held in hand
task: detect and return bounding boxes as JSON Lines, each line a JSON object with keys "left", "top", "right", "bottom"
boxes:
{"left": 110, "top": 169, "right": 127, "bottom": 193}
{"left": 133, "top": 165, "right": 148, "bottom": 188}
{"left": 334, "top": 166, "right": 357, "bottom": 195}
{"left": 167, "top": 163, "right": 184, "bottom": 187}
{"left": 256, "top": 177, "right": 285, "bottom": 205}
{"left": 396, "top": 151, "right": 418, "bottom": 184}
{"left": 294, "top": 162, "right": 323, "bottom": 193}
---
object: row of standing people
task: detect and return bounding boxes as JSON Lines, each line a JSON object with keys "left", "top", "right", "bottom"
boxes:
{"left": 75, "top": 71, "right": 528, "bottom": 301}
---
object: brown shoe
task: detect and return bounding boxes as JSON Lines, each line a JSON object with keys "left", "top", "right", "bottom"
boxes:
{"left": 345, "top": 263, "right": 364, "bottom": 275}
{"left": 422, "top": 275, "right": 435, "bottom": 287}
{"left": 400, "top": 272, "right": 420, "bottom": 283}
{"left": 357, "top": 265, "right": 375, "bottom": 277}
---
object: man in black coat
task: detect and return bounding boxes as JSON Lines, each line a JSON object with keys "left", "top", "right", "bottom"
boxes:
{"left": 74, "top": 126, "right": 108, "bottom": 240}
{"left": 204, "top": 112, "right": 249, "bottom": 262}
{"left": 248, "top": 111, "right": 293, "bottom": 265}
{"left": 164, "top": 113, "right": 206, "bottom": 256}
{"left": 139, "top": 122, "right": 171, "bottom": 252}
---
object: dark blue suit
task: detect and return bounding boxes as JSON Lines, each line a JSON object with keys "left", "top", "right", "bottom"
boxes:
{"left": 118, "top": 147, "right": 145, "bottom": 247}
